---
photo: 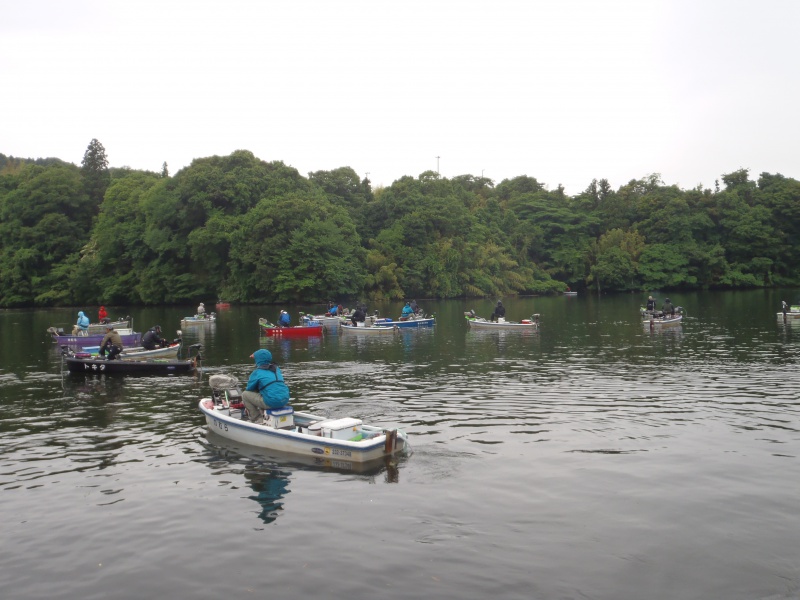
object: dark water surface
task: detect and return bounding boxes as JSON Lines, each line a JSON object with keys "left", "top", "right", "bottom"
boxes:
{"left": 2, "top": 291, "right": 800, "bottom": 600}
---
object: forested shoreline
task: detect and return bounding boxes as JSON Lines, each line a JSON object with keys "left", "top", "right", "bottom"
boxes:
{"left": 1, "top": 141, "right": 798, "bottom": 308}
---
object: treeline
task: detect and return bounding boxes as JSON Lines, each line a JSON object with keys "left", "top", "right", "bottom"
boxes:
{"left": 1, "top": 141, "right": 799, "bottom": 308}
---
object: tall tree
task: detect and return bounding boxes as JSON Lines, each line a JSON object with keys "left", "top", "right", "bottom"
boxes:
{"left": 81, "top": 138, "right": 110, "bottom": 206}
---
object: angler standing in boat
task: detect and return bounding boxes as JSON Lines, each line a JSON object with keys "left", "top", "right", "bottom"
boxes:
{"left": 646, "top": 296, "right": 657, "bottom": 312}
{"left": 278, "top": 310, "right": 291, "bottom": 327}
{"left": 98, "top": 325, "right": 123, "bottom": 360}
{"left": 242, "top": 349, "right": 291, "bottom": 423}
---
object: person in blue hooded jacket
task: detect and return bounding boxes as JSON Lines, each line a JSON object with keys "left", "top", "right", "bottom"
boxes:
{"left": 242, "top": 349, "right": 291, "bottom": 423}
{"left": 278, "top": 310, "right": 291, "bottom": 327}
{"left": 400, "top": 302, "right": 414, "bottom": 319}
{"left": 76, "top": 311, "right": 90, "bottom": 336}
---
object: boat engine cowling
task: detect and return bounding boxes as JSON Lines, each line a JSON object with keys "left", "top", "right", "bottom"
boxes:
{"left": 208, "top": 374, "right": 243, "bottom": 412}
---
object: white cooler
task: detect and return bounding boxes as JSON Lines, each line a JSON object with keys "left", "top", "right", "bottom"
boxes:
{"left": 321, "top": 417, "right": 363, "bottom": 440}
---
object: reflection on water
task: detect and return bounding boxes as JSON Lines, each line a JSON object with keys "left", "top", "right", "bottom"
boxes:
{"left": 200, "top": 430, "right": 401, "bottom": 524}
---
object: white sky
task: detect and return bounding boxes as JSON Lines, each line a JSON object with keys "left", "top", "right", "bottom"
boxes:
{"left": 2, "top": 0, "right": 798, "bottom": 195}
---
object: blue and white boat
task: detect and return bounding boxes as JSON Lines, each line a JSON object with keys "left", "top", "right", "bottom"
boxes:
{"left": 199, "top": 375, "right": 408, "bottom": 463}
{"left": 372, "top": 315, "right": 435, "bottom": 328}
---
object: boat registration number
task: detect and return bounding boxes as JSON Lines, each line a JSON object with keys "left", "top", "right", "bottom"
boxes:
{"left": 211, "top": 418, "right": 228, "bottom": 432}
{"left": 325, "top": 447, "right": 352, "bottom": 458}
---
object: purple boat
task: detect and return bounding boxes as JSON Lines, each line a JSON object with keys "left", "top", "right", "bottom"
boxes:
{"left": 47, "top": 327, "right": 142, "bottom": 348}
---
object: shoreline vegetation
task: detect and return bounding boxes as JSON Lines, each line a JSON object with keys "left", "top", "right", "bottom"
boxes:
{"left": 1, "top": 141, "right": 798, "bottom": 308}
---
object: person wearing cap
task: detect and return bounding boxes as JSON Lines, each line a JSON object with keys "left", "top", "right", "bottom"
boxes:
{"left": 141, "top": 325, "right": 167, "bottom": 350}
{"left": 242, "top": 349, "right": 291, "bottom": 422}
{"left": 197, "top": 302, "right": 206, "bottom": 316}
{"left": 490, "top": 300, "right": 506, "bottom": 322}
{"left": 278, "top": 310, "right": 291, "bottom": 327}
{"left": 661, "top": 297, "right": 675, "bottom": 316}
{"left": 98, "top": 325, "right": 123, "bottom": 360}
{"left": 646, "top": 295, "right": 657, "bottom": 312}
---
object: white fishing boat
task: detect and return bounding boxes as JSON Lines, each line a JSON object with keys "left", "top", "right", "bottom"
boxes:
{"left": 464, "top": 313, "right": 539, "bottom": 330}
{"left": 181, "top": 313, "right": 217, "bottom": 326}
{"left": 777, "top": 302, "right": 800, "bottom": 319}
{"left": 86, "top": 318, "right": 130, "bottom": 334}
{"left": 78, "top": 342, "right": 182, "bottom": 360}
{"left": 198, "top": 375, "right": 408, "bottom": 463}
{"left": 641, "top": 306, "right": 684, "bottom": 326}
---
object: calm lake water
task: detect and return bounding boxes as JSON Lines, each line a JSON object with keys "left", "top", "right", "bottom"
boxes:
{"left": 2, "top": 291, "right": 800, "bottom": 600}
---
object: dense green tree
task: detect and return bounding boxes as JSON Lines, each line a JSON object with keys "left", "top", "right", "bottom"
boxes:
{"left": 81, "top": 138, "right": 110, "bottom": 207}
{"left": 0, "top": 163, "right": 94, "bottom": 305}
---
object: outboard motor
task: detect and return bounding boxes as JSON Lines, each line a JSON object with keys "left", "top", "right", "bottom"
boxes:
{"left": 208, "top": 374, "right": 243, "bottom": 417}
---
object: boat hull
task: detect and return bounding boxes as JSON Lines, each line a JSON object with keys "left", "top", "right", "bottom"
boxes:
{"left": 63, "top": 356, "right": 198, "bottom": 374}
{"left": 340, "top": 323, "right": 398, "bottom": 333}
{"left": 52, "top": 331, "right": 142, "bottom": 347}
{"left": 373, "top": 317, "right": 435, "bottom": 328}
{"left": 642, "top": 314, "right": 683, "bottom": 326}
{"left": 466, "top": 318, "right": 537, "bottom": 330}
{"left": 777, "top": 311, "right": 800, "bottom": 319}
{"left": 261, "top": 325, "right": 323, "bottom": 337}
{"left": 199, "top": 400, "right": 406, "bottom": 463}
{"left": 181, "top": 316, "right": 216, "bottom": 326}
{"left": 78, "top": 343, "right": 182, "bottom": 360}
{"left": 86, "top": 319, "right": 130, "bottom": 334}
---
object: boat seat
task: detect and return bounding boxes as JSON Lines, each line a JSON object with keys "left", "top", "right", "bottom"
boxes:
{"left": 265, "top": 406, "right": 294, "bottom": 429}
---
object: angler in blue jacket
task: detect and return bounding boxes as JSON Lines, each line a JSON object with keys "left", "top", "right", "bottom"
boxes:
{"left": 76, "top": 311, "right": 90, "bottom": 336}
{"left": 242, "top": 349, "right": 291, "bottom": 423}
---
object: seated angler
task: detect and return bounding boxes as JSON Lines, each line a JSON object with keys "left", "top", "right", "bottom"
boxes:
{"left": 242, "top": 349, "right": 291, "bottom": 423}
{"left": 99, "top": 325, "right": 123, "bottom": 360}
{"left": 278, "top": 310, "right": 291, "bottom": 327}
{"left": 400, "top": 302, "right": 414, "bottom": 320}
{"left": 491, "top": 301, "right": 506, "bottom": 322}
{"left": 350, "top": 305, "right": 366, "bottom": 326}
{"left": 142, "top": 325, "right": 167, "bottom": 350}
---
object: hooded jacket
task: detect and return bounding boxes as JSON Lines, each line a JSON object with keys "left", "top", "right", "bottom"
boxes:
{"left": 76, "top": 311, "right": 90, "bottom": 330}
{"left": 245, "top": 349, "right": 291, "bottom": 408}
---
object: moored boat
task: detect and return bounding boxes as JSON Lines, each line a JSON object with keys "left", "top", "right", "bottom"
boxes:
{"left": 61, "top": 343, "right": 203, "bottom": 375}
{"left": 199, "top": 375, "right": 408, "bottom": 463}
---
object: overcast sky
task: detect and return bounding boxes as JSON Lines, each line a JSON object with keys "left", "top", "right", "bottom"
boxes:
{"left": 2, "top": 0, "right": 797, "bottom": 195}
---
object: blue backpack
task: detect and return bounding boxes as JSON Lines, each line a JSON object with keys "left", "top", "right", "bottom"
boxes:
{"left": 259, "top": 364, "right": 290, "bottom": 408}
